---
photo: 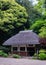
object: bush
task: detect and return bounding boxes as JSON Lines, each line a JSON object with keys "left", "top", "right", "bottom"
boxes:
{"left": 0, "top": 50, "right": 4, "bottom": 56}
{"left": 39, "top": 53, "right": 46, "bottom": 60}
{"left": 0, "top": 46, "right": 9, "bottom": 54}
{"left": 38, "top": 49, "right": 46, "bottom": 60}
{"left": 34, "top": 53, "right": 37, "bottom": 57}
{"left": 33, "top": 49, "right": 46, "bottom": 60}
{"left": 2, "top": 53, "right": 8, "bottom": 57}
{"left": 0, "top": 50, "right": 8, "bottom": 57}
{"left": 33, "top": 53, "right": 39, "bottom": 59}
{"left": 13, "top": 54, "right": 21, "bottom": 58}
{"left": 39, "top": 49, "right": 46, "bottom": 53}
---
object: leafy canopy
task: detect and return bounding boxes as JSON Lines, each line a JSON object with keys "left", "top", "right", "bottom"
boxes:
{"left": 30, "top": 19, "right": 46, "bottom": 38}
{"left": 31, "top": 0, "right": 46, "bottom": 38}
{"left": 16, "top": 0, "right": 41, "bottom": 26}
{"left": 0, "top": 0, "right": 28, "bottom": 33}
{"left": 0, "top": 0, "right": 28, "bottom": 45}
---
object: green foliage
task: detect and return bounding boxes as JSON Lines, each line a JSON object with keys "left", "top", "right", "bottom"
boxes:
{"left": 34, "top": 53, "right": 38, "bottom": 57}
{"left": 2, "top": 53, "right": 8, "bottom": 57}
{"left": 39, "top": 49, "right": 46, "bottom": 53}
{"left": 38, "top": 49, "right": 46, "bottom": 60}
{"left": 0, "top": 0, "right": 11, "bottom": 11}
{"left": 0, "top": 0, "right": 46, "bottom": 45}
{"left": 31, "top": 0, "right": 46, "bottom": 39}
{"left": 0, "top": 46, "right": 9, "bottom": 54}
{"left": 13, "top": 54, "right": 21, "bottom": 58}
{"left": 34, "top": 0, "right": 46, "bottom": 15}
{"left": 0, "top": 50, "right": 8, "bottom": 57}
{"left": 39, "top": 53, "right": 46, "bottom": 60}
{"left": 0, "top": 0, "right": 28, "bottom": 45}
{"left": 39, "top": 26, "right": 46, "bottom": 38}
{"left": 30, "top": 19, "right": 46, "bottom": 38}
{"left": 16, "top": 0, "right": 41, "bottom": 26}
{"left": 30, "top": 19, "right": 44, "bottom": 32}
{"left": 0, "top": 50, "right": 3, "bottom": 56}
{"left": 34, "top": 49, "right": 46, "bottom": 60}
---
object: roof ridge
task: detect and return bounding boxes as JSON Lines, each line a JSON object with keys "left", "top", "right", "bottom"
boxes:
{"left": 19, "top": 30, "right": 33, "bottom": 33}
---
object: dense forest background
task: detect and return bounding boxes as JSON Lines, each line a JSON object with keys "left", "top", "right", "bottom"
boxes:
{"left": 0, "top": 0, "right": 46, "bottom": 45}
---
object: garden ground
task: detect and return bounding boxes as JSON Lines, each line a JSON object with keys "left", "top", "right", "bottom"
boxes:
{"left": 0, "top": 57, "right": 46, "bottom": 65}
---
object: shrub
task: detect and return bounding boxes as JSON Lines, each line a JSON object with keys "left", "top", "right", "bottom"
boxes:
{"left": 39, "top": 53, "right": 46, "bottom": 60}
{"left": 33, "top": 53, "right": 39, "bottom": 59}
{"left": 34, "top": 53, "right": 37, "bottom": 57}
{"left": 0, "top": 50, "right": 4, "bottom": 56}
{"left": 2, "top": 53, "right": 8, "bottom": 57}
{"left": 39, "top": 49, "right": 46, "bottom": 53}
{"left": 38, "top": 49, "right": 46, "bottom": 60}
{"left": 0, "top": 50, "right": 8, "bottom": 57}
{"left": 0, "top": 46, "right": 9, "bottom": 54}
{"left": 13, "top": 54, "right": 21, "bottom": 58}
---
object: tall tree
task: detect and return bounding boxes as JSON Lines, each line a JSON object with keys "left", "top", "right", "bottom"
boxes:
{"left": 30, "top": 19, "right": 46, "bottom": 38}
{"left": 34, "top": 0, "right": 46, "bottom": 16}
{"left": 30, "top": 0, "right": 46, "bottom": 38}
{"left": 0, "top": 0, "right": 28, "bottom": 45}
{"left": 16, "top": 0, "right": 41, "bottom": 25}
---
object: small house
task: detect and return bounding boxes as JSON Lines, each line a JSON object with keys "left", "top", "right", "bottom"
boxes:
{"left": 3, "top": 30, "right": 40, "bottom": 56}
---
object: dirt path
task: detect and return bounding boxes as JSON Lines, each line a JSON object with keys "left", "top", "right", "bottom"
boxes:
{"left": 0, "top": 58, "right": 46, "bottom": 65}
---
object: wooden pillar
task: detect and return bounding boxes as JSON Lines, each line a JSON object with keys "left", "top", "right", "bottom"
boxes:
{"left": 25, "top": 45, "right": 27, "bottom": 56}
{"left": 35, "top": 45, "right": 36, "bottom": 53}
{"left": 11, "top": 46, "right": 13, "bottom": 54}
{"left": 36, "top": 45, "right": 39, "bottom": 55}
{"left": 18, "top": 45, "right": 20, "bottom": 55}
{"left": 37, "top": 48, "right": 39, "bottom": 54}
{"left": 36, "top": 48, "right": 39, "bottom": 59}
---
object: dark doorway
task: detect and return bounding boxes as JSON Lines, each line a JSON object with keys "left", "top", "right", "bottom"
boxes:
{"left": 27, "top": 47, "right": 35, "bottom": 56}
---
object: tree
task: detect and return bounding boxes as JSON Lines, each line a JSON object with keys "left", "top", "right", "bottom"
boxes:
{"left": 16, "top": 0, "right": 42, "bottom": 26}
{"left": 30, "top": 19, "right": 46, "bottom": 38}
{"left": 34, "top": 0, "right": 46, "bottom": 16}
{"left": 0, "top": 0, "right": 28, "bottom": 45}
{"left": 39, "top": 26, "right": 46, "bottom": 38}
{"left": 30, "top": 0, "right": 46, "bottom": 38}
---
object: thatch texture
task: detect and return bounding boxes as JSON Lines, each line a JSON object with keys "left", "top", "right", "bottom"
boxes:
{"left": 3, "top": 30, "right": 40, "bottom": 45}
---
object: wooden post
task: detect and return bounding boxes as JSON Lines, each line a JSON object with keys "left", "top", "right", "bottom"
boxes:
{"left": 11, "top": 46, "right": 13, "bottom": 54}
{"left": 18, "top": 45, "right": 20, "bottom": 55}
{"left": 35, "top": 45, "right": 36, "bottom": 53}
{"left": 25, "top": 45, "right": 27, "bottom": 56}
{"left": 36, "top": 48, "right": 39, "bottom": 58}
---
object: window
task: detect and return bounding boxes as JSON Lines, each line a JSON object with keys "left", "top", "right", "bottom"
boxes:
{"left": 20, "top": 47, "right": 25, "bottom": 51}
{"left": 13, "top": 47, "right": 17, "bottom": 51}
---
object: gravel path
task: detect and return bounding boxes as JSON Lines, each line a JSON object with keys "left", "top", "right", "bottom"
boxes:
{"left": 0, "top": 58, "right": 46, "bottom": 65}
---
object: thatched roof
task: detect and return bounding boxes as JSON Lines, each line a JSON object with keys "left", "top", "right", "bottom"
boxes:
{"left": 3, "top": 30, "right": 40, "bottom": 45}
